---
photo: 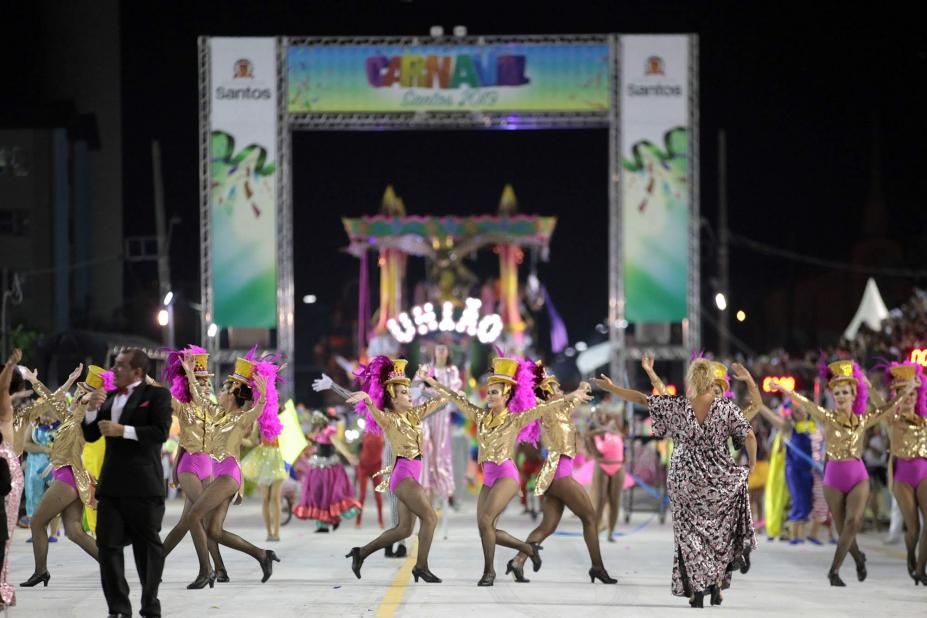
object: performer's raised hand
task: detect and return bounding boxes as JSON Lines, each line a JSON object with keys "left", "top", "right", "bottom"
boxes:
{"left": 345, "top": 391, "right": 372, "bottom": 407}
{"left": 592, "top": 374, "right": 615, "bottom": 391}
{"left": 312, "top": 373, "right": 334, "bottom": 392}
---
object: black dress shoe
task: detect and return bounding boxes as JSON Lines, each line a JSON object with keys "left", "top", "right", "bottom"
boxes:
{"left": 588, "top": 566, "right": 617, "bottom": 584}
{"left": 346, "top": 547, "right": 364, "bottom": 579}
{"left": 260, "top": 549, "right": 280, "bottom": 583}
{"left": 528, "top": 542, "right": 543, "bottom": 572}
{"left": 215, "top": 567, "right": 230, "bottom": 583}
{"left": 20, "top": 571, "right": 51, "bottom": 587}
{"left": 506, "top": 559, "right": 529, "bottom": 583}
{"left": 187, "top": 571, "right": 216, "bottom": 589}
{"left": 411, "top": 566, "right": 442, "bottom": 583}
{"left": 394, "top": 544, "right": 407, "bottom": 558}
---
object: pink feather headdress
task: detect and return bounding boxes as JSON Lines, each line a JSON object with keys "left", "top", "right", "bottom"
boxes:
{"left": 353, "top": 355, "right": 393, "bottom": 435}
{"left": 244, "top": 346, "right": 285, "bottom": 441}
{"left": 161, "top": 345, "right": 207, "bottom": 404}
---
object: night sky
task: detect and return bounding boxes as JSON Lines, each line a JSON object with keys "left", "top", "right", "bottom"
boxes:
{"left": 111, "top": 1, "right": 927, "bottom": 358}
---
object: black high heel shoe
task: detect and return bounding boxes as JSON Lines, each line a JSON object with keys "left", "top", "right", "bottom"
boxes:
{"left": 259, "top": 549, "right": 280, "bottom": 583}
{"left": 411, "top": 567, "right": 442, "bottom": 583}
{"left": 187, "top": 571, "right": 216, "bottom": 590}
{"left": 20, "top": 571, "right": 50, "bottom": 587}
{"left": 855, "top": 552, "right": 867, "bottom": 582}
{"left": 215, "top": 567, "right": 230, "bottom": 583}
{"left": 708, "top": 584, "right": 722, "bottom": 606}
{"left": 346, "top": 547, "right": 364, "bottom": 579}
{"left": 588, "top": 566, "right": 617, "bottom": 584}
{"left": 828, "top": 570, "right": 846, "bottom": 587}
{"left": 915, "top": 571, "right": 927, "bottom": 586}
{"left": 477, "top": 571, "right": 495, "bottom": 586}
{"left": 506, "top": 559, "right": 529, "bottom": 583}
{"left": 689, "top": 591, "right": 704, "bottom": 608}
{"left": 528, "top": 542, "right": 543, "bottom": 573}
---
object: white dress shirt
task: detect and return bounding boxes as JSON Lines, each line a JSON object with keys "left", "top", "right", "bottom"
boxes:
{"left": 84, "top": 380, "right": 141, "bottom": 441}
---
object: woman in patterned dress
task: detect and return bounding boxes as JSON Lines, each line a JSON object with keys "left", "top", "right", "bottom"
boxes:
{"left": 593, "top": 358, "right": 758, "bottom": 607}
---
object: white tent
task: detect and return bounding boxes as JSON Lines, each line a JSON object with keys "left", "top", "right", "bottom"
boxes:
{"left": 844, "top": 277, "right": 889, "bottom": 340}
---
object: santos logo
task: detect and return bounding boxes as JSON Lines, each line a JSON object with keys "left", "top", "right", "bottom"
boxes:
{"left": 626, "top": 54, "right": 682, "bottom": 97}
{"left": 216, "top": 58, "right": 272, "bottom": 100}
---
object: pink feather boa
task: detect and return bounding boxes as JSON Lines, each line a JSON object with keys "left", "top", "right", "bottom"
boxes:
{"left": 512, "top": 358, "right": 542, "bottom": 446}
{"left": 884, "top": 361, "right": 927, "bottom": 417}
{"left": 244, "top": 346, "right": 284, "bottom": 441}
{"left": 161, "top": 345, "right": 207, "bottom": 404}
{"left": 353, "top": 355, "right": 393, "bottom": 435}
{"left": 100, "top": 371, "right": 117, "bottom": 392}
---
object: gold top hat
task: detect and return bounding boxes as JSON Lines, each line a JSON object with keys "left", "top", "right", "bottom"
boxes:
{"left": 488, "top": 357, "right": 518, "bottom": 386}
{"left": 228, "top": 357, "right": 255, "bottom": 385}
{"left": 828, "top": 360, "right": 857, "bottom": 387}
{"left": 78, "top": 365, "right": 107, "bottom": 393}
{"left": 889, "top": 364, "right": 917, "bottom": 385}
{"left": 710, "top": 361, "right": 730, "bottom": 391}
{"left": 191, "top": 352, "right": 212, "bottom": 377}
{"left": 536, "top": 360, "right": 560, "bottom": 395}
{"left": 384, "top": 358, "right": 411, "bottom": 387}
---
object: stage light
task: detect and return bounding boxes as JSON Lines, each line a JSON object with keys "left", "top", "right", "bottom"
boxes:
{"left": 575, "top": 341, "right": 588, "bottom": 352}
{"left": 344, "top": 429, "right": 359, "bottom": 441}
{"left": 356, "top": 418, "right": 366, "bottom": 430}
{"left": 736, "top": 310, "right": 746, "bottom": 322}
{"left": 207, "top": 323, "right": 218, "bottom": 338}
{"left": 715, "top": 293, "right": 727, "bottom": 311}
{"left": 453, "top": 25, "right": 467, "bottom": 37}
{"left": 157, "top": 309, "right": 169, "bottom": 326}
{"left": 429, "top": 25, "right": 444, "bottom": 37}
{"left": 162, "top": 291, "right": 174, "bottom": 306}
{"left": 302, "top": 294, "right": 317, "bottom": 304}
{"left": 564, "top": 347, "right": 576, "bottom": 358}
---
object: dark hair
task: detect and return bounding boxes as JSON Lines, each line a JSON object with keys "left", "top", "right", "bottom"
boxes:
{"left": 120, "top": 348, "right": 150, "bottom": 375}
{"left": 233, "top": 383, "right": 253, "bottom": 409}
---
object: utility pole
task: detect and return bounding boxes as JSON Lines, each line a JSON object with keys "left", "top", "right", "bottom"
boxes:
{"left": 152, "top": 141, "right": 174, "bottom": 349}
{"left": 718, "top": 130, "right": 730, "bottom": 358}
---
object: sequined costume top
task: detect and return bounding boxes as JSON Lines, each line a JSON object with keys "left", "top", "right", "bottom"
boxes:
{"left": 172, "top": 396, "right": 215, "bottom": 454}
{"left": 428, "top": 382, "right": 576, "bottom": 465}
{"left": 534, "top": 396, "right": 581, "bottom": 494}
{"left": 367, "top": 396, "right": 447, "bottom": 462}
{"left": 11, "top": 382, "right": 69, "bottom": 456}
{"left": 187, "top": 374, "right": 263, "bottom": 463}
{"left": 791, "top": 391, "right": 904, "bottom": 461}
{"left": 889, "top": 408, "right": 927, "bottom": 459}
{"left": 28, "top": 379, "right": 94, "bottom": 506}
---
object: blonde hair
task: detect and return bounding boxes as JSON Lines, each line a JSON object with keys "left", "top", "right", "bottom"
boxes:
{"left": 686, "top": 359, "right": 713, "bottom": 396}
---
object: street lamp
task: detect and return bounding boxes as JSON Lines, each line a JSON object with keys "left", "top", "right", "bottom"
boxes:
{"left": 736, "top": 310, "right": 746, "bottom": 322}
{"left": 207, "top": 323, "right": 218, "bottom": 338}
{"left": 157, "top": 309, "right": 169, "bottom": 326}
{"left": 162, "top": 291, "right": 174, "bottom": 306}
{"left": 714, "top": 292, "right": 728, "bottom": 311}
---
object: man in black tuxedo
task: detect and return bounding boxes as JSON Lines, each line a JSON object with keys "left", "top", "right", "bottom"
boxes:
{"left": 83, "top": 349, "right": 171, "bottom": 618}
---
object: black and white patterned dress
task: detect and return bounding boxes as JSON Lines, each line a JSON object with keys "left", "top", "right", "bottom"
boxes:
{"left": 648, "top": 395, "right": 757, "bottom": 596}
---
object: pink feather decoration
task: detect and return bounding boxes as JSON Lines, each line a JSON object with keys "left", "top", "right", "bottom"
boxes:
{"left": 100, "top": 371, "right": 117, "bottom": 392}
{"left": 353, "top": 355, "right": 392, "bottom": 435}
{"left": 161, "top": 345, "right": 207, "bottom": 403}
{"left": 253, "top": 359, "right": 283, "bottom": 440}
{"left": 511, "top": 358, "right": 542, "bottom": 446}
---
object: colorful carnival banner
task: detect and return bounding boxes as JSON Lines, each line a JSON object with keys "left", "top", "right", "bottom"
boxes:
{"left": 620, "top": 35, "right": 690, "bottom": 323}
{"left": 287, "top": 43, "right": 609, "bottom": 113}
{"left": 209, "top": 37, "right": 277, "bottom": 327}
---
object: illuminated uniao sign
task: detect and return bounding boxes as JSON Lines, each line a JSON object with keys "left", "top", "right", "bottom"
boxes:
{"left": 387, "top": 298, "right": 503, "bottom": 344}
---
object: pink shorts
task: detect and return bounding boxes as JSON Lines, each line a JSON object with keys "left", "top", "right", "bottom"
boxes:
{"left": 554, "top": 455, "right": 574, "bottom": 480}
{"left": 482, "top": 459, "right": 519, "bottom": 488}
{"left": 52, "top": 465, "right": 77, "bottom": 490}
{"left": 894, "top": 457, "right": 927, "bottom": 488}
{"left": 823, "top": 459, "right": 869, "bottom": 494}
{"left": 177, "top": 451, "right": 213, "bottom": 481}
{"left": 389, "top": 457, "right": 422, "bottom": 493}
{"left": 212, "top": 457, "right": 242, "bottom": 487}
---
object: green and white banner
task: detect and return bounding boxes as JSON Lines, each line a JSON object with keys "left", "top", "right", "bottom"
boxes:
{"left": 209, "top": 37, "right": 277, "bottom": 328}
{"left": 620, "top": 35, "right": 690, "bottom": 323}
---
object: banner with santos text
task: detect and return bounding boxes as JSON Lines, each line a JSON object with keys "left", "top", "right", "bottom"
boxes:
{"left": 620, "top": 35, "right": 691, "bottom": 323}
{"left": 209, "top": 37, "right": 277, "bottom": 328}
